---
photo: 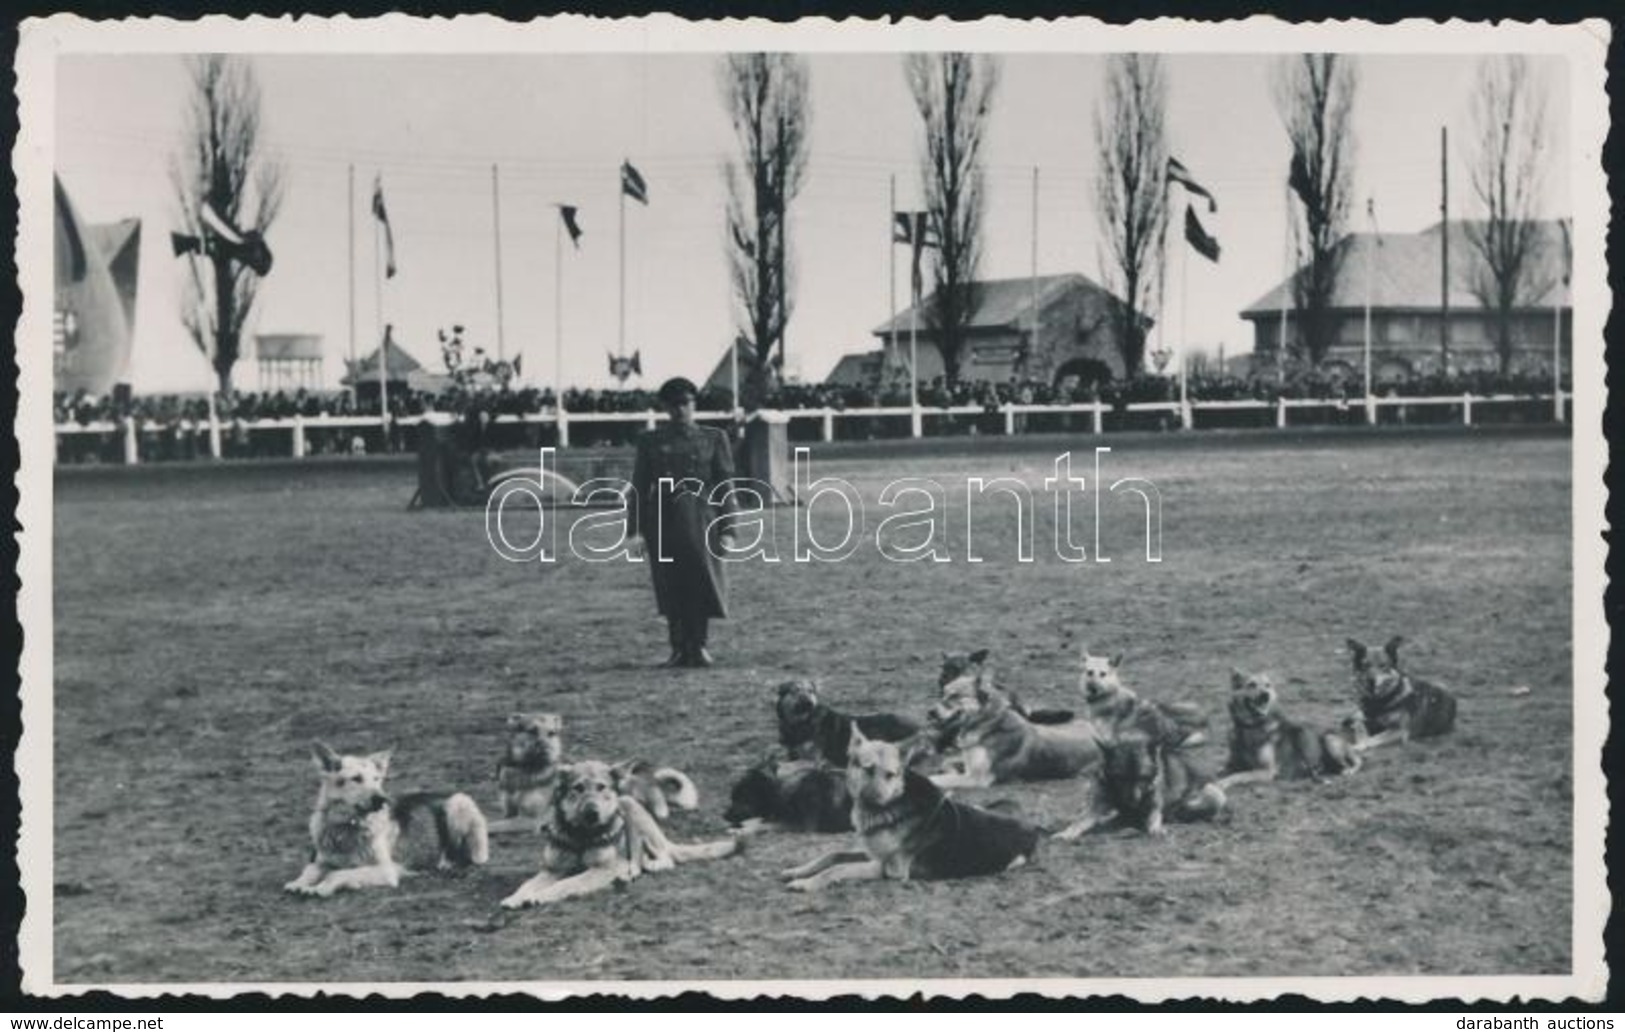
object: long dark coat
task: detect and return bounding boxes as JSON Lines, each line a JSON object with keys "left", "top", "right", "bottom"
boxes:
{"left": 627, "top": 422, "right": 736, "bottom": 620}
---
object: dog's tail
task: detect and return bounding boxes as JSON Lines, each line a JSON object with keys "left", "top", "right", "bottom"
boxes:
{"left": 653, "top": 767, "right": 700, "bottom": 811}
{"left": 396, "top": 791, "right": 490, "bottom": 868}
{"left": 668, "top": 835, "right": 741, "bottom": 864}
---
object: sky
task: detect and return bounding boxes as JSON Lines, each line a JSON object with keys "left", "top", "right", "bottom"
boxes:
{"left": 54, "top": 49, "right": 1573, "bottom": 393}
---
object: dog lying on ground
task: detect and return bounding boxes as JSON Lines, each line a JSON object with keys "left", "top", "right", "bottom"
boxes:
{"left": 928, "top": 662, "right": 1102, "bottom": 789}
{"left": 938, "top": 649, "right": 1075, "bottom": 727}
{"left": 1056, "top": 728, "right": 1227, "bottom": 839}
{"left": 780, "top": 728, "right": 1043, "bottom": 891}
{"left": 491, "top": 712, "right": 698, "bottom": 833}
{"left": 1078, "top": 647, "right": 1211, "bottom": 749}
{"left": 776, "top": 679, "right": 922, "bottom": 767}
{"left": 285, "top": 743, "right": 489, "bottom": 897}
{"left": 499, "top": 760, "right": 739, "bottom": 909}
{"left": 724, "top": 755, "right": 854, "bottom": 834}
{"left": 1347, "top": 636, "right": 1458, "bottom": 750}
{"left": 1216, "top": 668, "right": 1362, "bottom": 787}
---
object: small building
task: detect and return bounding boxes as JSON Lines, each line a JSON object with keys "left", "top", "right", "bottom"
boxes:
{"left": 343, "top": 336, "right": 452, "bottom": 399}
{"left": 843, "top": 273, "right": 1149, "bottom": 388}
{"left": 252, "top": 333, "right": 324, "bottom": 392}
{"left": 1240, "top": 220, "right": 1571, "bottom": 379}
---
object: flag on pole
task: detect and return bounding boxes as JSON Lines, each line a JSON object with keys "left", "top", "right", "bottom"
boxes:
{"left": 558, "top": 205, "right": 583, "bottom": 248}
{"left": 893, "top": 211, "right": 938, "bottom": 302}
{"left": 1185, "top": 204, "right": 1220, "bottom": 263}
{"left": 608, "top": 350, "right": 642, "bottom": 381}
{"left": 372, "top": 175, "right": 397, "bottom": 278}
{"left": 1167, "top": 157, "right": 1217, "bottom": 212}
{"left": 621, "top": 161, "right": 649, "bottom": 206}
{"left": 1288, "top": 151, "right": 1315, "bottom": 205}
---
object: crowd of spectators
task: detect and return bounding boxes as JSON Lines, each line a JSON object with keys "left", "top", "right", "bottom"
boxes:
{"left": 53, "top": 365, "right": 1570, "bottom": 463}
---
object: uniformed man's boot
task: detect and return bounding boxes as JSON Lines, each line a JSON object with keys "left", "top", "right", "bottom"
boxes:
{"left": 662, "top": 619, "right": 687, "bottom": 668}
{"left": 687, "top": 618, "right": 714, "bottom": 668}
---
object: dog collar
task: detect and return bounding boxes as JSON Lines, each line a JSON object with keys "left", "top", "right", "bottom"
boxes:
{"left": 548, "top": 813, "right": 625, "bottom": 852}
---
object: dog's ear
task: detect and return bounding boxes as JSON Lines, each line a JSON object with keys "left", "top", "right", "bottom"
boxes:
{"left": 311, "top": 741, "right": 341, "bottom": 773}
{"left": 366, "top": 749, "right": 393, "bottom": 778}
{"left": 506, "top": 713, "right": 526, "bottom": 730}
{"left": 968, "top": 648, "right": 990, "bottom": 666}
{"left": 848, "top": 723, "right": 869, "bottom": 755}
{"left": 776, "top": 681, "right": 794, "bottom": 699}
{"left": 1383, "top": 636, "right": 1406, "bottom": 664}
{"left": 1109, "top": 651, "right": 1125, "bottom": 670}
{"left": 607, "top": 760, "right": 636, "bottom": 790}
{"left": 1347, "top": 638, "right": 1369, "bottom": 667}
{"left": 1078, "top": 643, "right": 1092, "bottom": 661}
{"left": 1229, "top": 668, "right": 1247, "bottom": 690}
{"left": 900, "top": 734, "right": 935, "bottom": 769}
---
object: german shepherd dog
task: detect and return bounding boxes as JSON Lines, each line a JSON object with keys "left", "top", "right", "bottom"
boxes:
{"left": 500, "top": 760, "right": 739, "bottom": 909}
{"left": 1078, "top": 647, "right": 1210, "bottom": 749}
{"left": 928, "top": 663, "right": 1102, "bottom": 789}
{"left": 285, "top": 743, "right": 489, "bottom": 897}
{"left": 724, "top": 755, "right": 854, "bottom": 834}
{"left": 776, "top": 679, "right": 922, "bottom": 767}
{"left": 938, "top": 649, "right": 1075, "bottom": 727}
{"left": 1056, "top": 728, "right": 1227, "bottom": 839}
{"left": 780, "top": 728, "right": 1043, "bottom": 891}
{"left": 1347, "top": 636, "right": 1458, "bottom": 750}
{"left": 1216, "top": 668, "right": 1362, "bottom": 787}
{"left": 491, "top": 712, "right": 698, "bottom": 833}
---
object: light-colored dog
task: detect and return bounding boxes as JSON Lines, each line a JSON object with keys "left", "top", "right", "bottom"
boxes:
{"left": 491, "top": 712, "right": 699, "bottom": 834}
{"left": 928, "top": 662, "right": 1102, "bottom": 789}
{"left": 499, "top": 760, "right": 738, "bottom": 909}
{"left": 1079, "top": 646, "right": 1210, "bottom": 749}
{"left": 285, "top": 743, "right": 489, "bottom": 897}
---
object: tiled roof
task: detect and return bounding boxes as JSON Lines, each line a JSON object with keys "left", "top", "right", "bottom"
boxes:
{"left": 1241, "top": 220, "right": 1571, "bottom": 316}
{"left": 873, "top": 273, "right": 1127, "bottom": 337}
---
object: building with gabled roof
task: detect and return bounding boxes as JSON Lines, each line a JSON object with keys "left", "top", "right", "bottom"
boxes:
{"left": 1240, "top": 220, "right": 1570, "bottom": 378}
{"left": 847, "top": 272, "right": 1149, "bottom": 388}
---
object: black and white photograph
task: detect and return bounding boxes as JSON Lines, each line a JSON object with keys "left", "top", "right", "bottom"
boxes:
{"left": 13, "top": 15, "right": 1609, "bottom": 1001}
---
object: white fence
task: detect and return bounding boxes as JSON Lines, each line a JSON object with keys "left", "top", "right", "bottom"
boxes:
{"left": 55, "top": 392, "right": 1569, "bottom": 465}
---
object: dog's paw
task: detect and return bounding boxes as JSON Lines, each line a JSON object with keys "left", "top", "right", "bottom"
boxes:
{"left": 310, "top": 880, "right": 340, "bottom": 897}
{"left": 283, "top": 880, "right": 313, "bottom": 895}
{"left": 785, "top": 877, "right": 819, "bottom": 893}
{"left": 498, "top": 892, "right": 533, "bottom": 910}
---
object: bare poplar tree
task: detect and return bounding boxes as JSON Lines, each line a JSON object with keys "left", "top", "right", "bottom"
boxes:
{"left": 720, "top": 53, "right": 811, "bottom": 410}
{"left": 1273, "top": 54, "right": 1357, "bottom": 368}
{"left": 1094, "top": 54, "right": 1169, "bottom": 377}
{"left": 1464, "top": 55, "right": 1554, "bottom": 374}
{"left": 171, "top": 55, "right": 285, "bottom": 393}
{"left": 905, "top": 53, "right": 999, "bottom": 385}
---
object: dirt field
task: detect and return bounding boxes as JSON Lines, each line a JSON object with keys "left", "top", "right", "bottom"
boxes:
{"left": 49, "top": 429, "right": 1574, "bottom": 985}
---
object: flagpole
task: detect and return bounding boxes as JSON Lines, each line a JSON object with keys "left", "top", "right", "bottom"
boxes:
{"left": 374, "top": 210, "right": 389, "bottom": 434}
{"left": 1363, "top": 198, "right": 1375, "bottom": 423}
{"left": 909, "top": 210, "right": 919, "bottom": 439}
{"left": 1030, "top": 166, "right": 1039, "bottom": 365}
{"left": 1179, "top": 205, "right": 1190, "bottom": 425}
{"left": 491, "top": 164, "right": 506, "bottom": 363}
{"left": 347, "top": 164, "right": 357, "bottom": 401}
{"left": 619, "top": 165, "right": 627, "bottom": 365}
{"left": 888, "top": 174, "right": 897, "bottom": 384}
{"left": 554, "top": 207, "right": 564, "bottom": 400}
{"left": 1278, "top": 182, "right": 1291, "bottom": 387}
{"left": 1157, "top": 176, "right": 1170, "bottom": 381}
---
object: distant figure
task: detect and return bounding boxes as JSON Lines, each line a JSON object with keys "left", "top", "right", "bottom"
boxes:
{"left": 627, "top": 377, "right": 736, "bottom": 668}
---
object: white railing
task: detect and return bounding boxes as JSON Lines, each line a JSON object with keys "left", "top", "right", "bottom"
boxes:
{"left": 54, "top": 391, "right": 1569, "bottom": 465}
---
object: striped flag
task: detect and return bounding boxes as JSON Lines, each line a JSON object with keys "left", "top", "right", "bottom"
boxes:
{"left": 372, "top": 175, "right": 397, "bottom": 278}
{"left": 558, "top": 205, "right": 583, "bottom": 248}
{"left": 621, "top": 161, "right": 649, "bottom": 206}
{"left": 1167, "top": 157, "right": 1218, "bottom": 213}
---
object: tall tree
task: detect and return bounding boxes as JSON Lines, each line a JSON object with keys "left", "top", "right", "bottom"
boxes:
{"left": 905, "top": 53, "right": 999, "bottom": 386}
{"left": 170, "top": 55, "right": 285, "bottom": 393}
{"left": 1273, "top": 54, "right": 1357, "bottom": 368}
{"left": 720, "top": 53, "right": 811, "bottom": 410}
{"left": 1464, "top": 55, "right": 1554, "bottom": 374}
{"left": 1093, "top": 54, "right": 1169, "bottom": 378}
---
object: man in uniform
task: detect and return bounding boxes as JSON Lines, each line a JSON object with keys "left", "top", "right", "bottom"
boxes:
{"left": 627, "top": 377, "right": 737, "bottom": 668}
